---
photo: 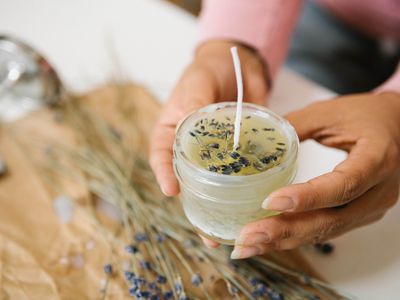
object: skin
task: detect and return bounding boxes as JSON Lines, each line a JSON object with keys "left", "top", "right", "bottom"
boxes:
{"left": 149, "top": 41, "right": 269, "bottom": 196}
{"left": 232, "top": 92, "right": 400, "bottom": 259}
{"left": 150, "top": 40, "right": 400, "bottom": 258}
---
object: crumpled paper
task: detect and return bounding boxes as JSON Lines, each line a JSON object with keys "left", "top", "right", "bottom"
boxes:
{"left": 0, "top": 84, "right": 319, "bottom": 299}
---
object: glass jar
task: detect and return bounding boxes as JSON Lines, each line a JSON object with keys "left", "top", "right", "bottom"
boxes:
{"left": 173, "top": 102, "right": 298, "bottom": 245}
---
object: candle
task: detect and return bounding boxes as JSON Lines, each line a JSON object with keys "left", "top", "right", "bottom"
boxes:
{"left": 184, "top": 108, "right": 288, "bottom": 175}
{"left": 173, "top": 102, "right": 299, "bottom": 245}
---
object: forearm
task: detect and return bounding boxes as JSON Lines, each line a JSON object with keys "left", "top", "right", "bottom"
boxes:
{"left": 197, "top": 0, "right": 303, "bottom": 79}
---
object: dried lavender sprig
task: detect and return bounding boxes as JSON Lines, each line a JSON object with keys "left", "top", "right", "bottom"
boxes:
{"left": 18, "top": 90, "right": 355, "bottom": 300}
{"left": 253, "top": 257, "right": 353, "bottom": 299}
{"left": 89, "top": 169, "right": 185, "bottom": 298}
{"left": 61, "top": 106, "right": 264, "bottom": 298}
{"left": 167, "top": 241, "right": 212, "bottom": 300}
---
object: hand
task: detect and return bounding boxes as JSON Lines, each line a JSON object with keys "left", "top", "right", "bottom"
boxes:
{"left": 150, "top": 41, "right": 269, "bottom": 196}
{"left": 231, "top": 92, "right": 400, "bottom": 259}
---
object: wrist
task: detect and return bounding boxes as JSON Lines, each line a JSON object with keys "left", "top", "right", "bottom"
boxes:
{"left": 195, "top": 40, "right": 272, "bottom": 90}
{"left": 196, "top": 40, "right": 247, "bottom": 59}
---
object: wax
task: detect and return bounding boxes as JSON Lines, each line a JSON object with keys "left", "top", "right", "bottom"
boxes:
{"left": 185, "top": 110, "right": 288, "bottom": 176}
{"left": 173, "top": 102, "right": 298, "bottom": 244}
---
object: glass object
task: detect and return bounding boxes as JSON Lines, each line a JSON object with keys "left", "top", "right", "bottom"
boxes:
{"left": 173, "top": 102, "right": 298, "bottom": 245}
{"left": 0, "top": 35, "right": 62, "bottom": 122}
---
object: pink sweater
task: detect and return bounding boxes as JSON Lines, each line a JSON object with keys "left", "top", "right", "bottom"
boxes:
{"left": 198, "top": 0, "right": 400, "bottom": 93}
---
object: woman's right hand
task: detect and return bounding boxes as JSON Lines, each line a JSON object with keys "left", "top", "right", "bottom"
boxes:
{"left": 149, "top": 40, "right": 270, "bottom": 198}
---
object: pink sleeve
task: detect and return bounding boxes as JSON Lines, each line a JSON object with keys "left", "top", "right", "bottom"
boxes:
{"left": 375, "top": 66, "right": 400, "bottom": 94}
{"left": 197, "top": 0, "right": 303, "bottom": 79}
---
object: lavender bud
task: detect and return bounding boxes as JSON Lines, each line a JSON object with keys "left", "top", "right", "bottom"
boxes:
{"left": 124, "top": 244, "right": 139, "bottom": 254}
{"left": 174, "top": 283, "right": 183, "bottom": 294}
{"left": 156, "top": 234, "right": 166, "bottom": 243}
{"left": 156, "top": 275, "right": 167, "bottom": 284}
{"left": 191, "top": 274, "right": 202, "bottom": 286}
{"left": 124, "top": 271, "right": 135, "bottom": 281}
{"left": 140, "top": 260, "right": 151, "bottom": 270}
{"left": 164, "top": 290, "right": 173, "bottom": 299}
{"left": 103, "top": 264, "right": 112, "bottom": 275}
{"left": 134, "top": 233, "right": 149, "bottom": 243}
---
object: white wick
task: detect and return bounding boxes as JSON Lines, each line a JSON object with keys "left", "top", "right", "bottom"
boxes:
{"left": 231, "top": 46, "right": 243, "bottom": 150}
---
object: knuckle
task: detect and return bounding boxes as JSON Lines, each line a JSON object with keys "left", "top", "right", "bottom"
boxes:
{"left": 268, "top": 241, "right": 282, "bottom": 250}
{"left": 319, "top": 215, "right": 347, "bottom": 238}
{"left": 292, "top": 181, "right": 321, "bottom": 211}
{"left": 386, "top": 144, "right": 400, "bottom": 173}
{"left": 336, "top": 170, "right": 364, "bottom": 202}
{"left": 311, "top": 235, "right": 325, "bottom": 244}
{"left": 280, "top": 240, "right": 303, "bottom": 250}
{"left": 309, "top": 219, "right": 333, "bottom": 244}
{"left": 342, "top": 176, "right": 361, "bottom": 200}
{"left": 246, "top": 75, "right": 268, "bottom": 100}
{"left": 374, "top": 213, "right": 386, "bottom": 222}
{"left": 267, "top": 219, "right": 293, "bottom": 241}
{"left": 279, "top": 227, "right": 293, "bottom": 240}
{"left": 380, "top": 176, "right": 400, "bottom": 210}
{"left": 383, "top": 190, "right": 399, "bottom": 210}
{"left": 299, "top": 182, "right": 321, "bottom": 210}
{"left": 254, "top": 243, "right": 271, "bottom": 254}
{"left": 359, "top": 212, "right": 385, "bottom": 228}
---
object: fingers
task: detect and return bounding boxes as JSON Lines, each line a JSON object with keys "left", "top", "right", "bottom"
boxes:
{"left": 230, "top": 175, "right": 399, "bottom": 259}
{"left": 242, "top": 55, "right": 269, "bottom": 105}
{"left": 275, "top": 96, "right": 397, "bottom": 213}
{"left": 233, "top": 210, "right": 385, "bottom": 259}
{"left": 150, "top": 43, "right": 270, "bottom": 196}
{"left": 149, "top": 66, "right": 216, "bottom": 196}
{"left": 231, "top": 243, "right": 273, "bottom": 259}
{"left": 263, "top": 138, "right": 388, "bottom": 212}
{"left": 149, "top": 122, "right": 179, "bottom": 196}
{"left": 199, "top": 235, "right": 220, "bottom": 248}
{"left": 284, "top": 101, "right": 332, "bottom": 141}
{"left": 237, "top": 210, "right": 345, "bottom": 248}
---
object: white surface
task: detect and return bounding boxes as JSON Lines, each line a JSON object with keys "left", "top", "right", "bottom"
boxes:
{"left": 0, "top": 0, "right": 196, "bottom": 101}
{"left": 1, "top": 1, "right": 399, "bottom": 299}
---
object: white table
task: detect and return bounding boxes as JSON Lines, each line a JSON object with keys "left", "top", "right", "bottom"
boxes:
{"left": 1, "top": 1, "right": 399, "bottom": 299}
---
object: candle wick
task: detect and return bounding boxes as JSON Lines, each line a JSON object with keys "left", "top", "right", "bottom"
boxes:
{"left": 231, "top": 46, "right": 243, "bottom": 150}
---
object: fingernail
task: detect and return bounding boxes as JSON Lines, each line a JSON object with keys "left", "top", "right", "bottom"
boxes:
{"left": 230, "top": 246, "right": 259, "bottom": 259}
{"left": 202, "top": 239, "right": 219, "bottom": 249}
{"left": 204, "top": 242, "right": 214, "bottom": 249}
{"left": 235, "top": 233, "right": 269, "bottom": 246}
{"left": 160, "top": 185, "right": 168, "bottom": 196}
{"left": 262, "top": 196, "right": 294, "bottom": 211}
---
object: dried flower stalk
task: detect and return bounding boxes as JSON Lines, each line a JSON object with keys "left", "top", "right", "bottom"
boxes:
{"left": 22, "top": 84, "right": 353, "bottom": 300}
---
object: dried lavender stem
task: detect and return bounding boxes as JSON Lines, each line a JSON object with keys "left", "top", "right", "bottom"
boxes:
{"left": 12, "top": 90, "right": 353, "bottom": 300}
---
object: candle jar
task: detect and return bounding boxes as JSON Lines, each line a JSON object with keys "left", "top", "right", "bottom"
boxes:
{"left": 173, "top": 102, "right": 298, "bottom": 245}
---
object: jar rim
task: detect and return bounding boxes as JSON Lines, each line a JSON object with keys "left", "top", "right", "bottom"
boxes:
{"left": 174, "top": 102, "right": 299, "bottom": 185}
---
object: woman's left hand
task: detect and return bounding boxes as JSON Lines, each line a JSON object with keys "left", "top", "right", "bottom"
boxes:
{"left": 231, "top": 92, "right": 400, "bottom": 259}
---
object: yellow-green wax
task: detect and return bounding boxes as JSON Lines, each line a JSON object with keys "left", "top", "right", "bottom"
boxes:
{"left": 185, "top": 111, "right": 288, "bottom": 175}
